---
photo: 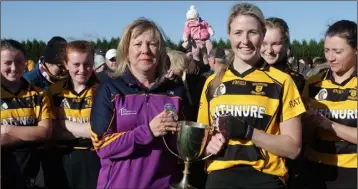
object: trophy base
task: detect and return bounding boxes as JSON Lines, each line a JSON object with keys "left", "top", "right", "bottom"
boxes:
{"left": 170, "top": 161, "right": 196, "bottom": 189}
{"left": 170, "top": 183, "right": 196, "bottom": 189}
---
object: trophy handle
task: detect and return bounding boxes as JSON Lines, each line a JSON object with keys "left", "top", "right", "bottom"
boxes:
{"left": 200, "top": 153, "right": 213, "bottom": 160}
{"left": 199, "top": 124, "right": 217, "bottom": 161}
{"left": 162, "top": 136, "right": 182, "bottom": 159}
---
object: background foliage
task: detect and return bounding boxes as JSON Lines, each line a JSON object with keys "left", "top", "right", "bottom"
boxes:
{"left": 5, "top": 38, "right": 324, "bottom": 61}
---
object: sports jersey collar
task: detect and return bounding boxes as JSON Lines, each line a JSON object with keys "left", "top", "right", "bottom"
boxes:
{"left": 1, "top": 77, "right": 30, "bottom": 96}
{"left": 228, "top": 58, "right": 268, "bottom": 77}
{"left": 325, "top": 68, "right": 357, "bottom": 86}
{"left": 64, "top": 72, "right": 98, "bottom": 96}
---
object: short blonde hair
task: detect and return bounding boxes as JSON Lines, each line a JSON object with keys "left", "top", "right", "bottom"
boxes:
{"left": 167, "top": 50, "right": 190, "bottom": 76}
{"left": 110, "top": 17, "right": 168, "bottom": 78}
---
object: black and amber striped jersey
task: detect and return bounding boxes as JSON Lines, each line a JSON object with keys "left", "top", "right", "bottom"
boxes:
{"left": 1, "top": 78, "right": 52, "bottom": 149}
{"left": 303, "top": 69, "right": 357, "bottom": 168}
{"left": 197, "top": 59, "right": 306, "bottom": 178}
{"left": 49, "top": 75, "right": 98, "bottom": 150}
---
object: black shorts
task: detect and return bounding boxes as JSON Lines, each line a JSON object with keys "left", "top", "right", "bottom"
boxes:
{"left": 40, "top": 147, "right": 68, "bottom": 189}
{"left": 62, "top": 149, "right": 101, "bottom": 189}
{"left": 295, "top": 160, "right": 357, "bottom": 189}
{"left": 189, "top": 161, "right": 207, "bottom": 189}
{"left": 206, "top": 165, "right": 286, "bottom": 189}
{"left": 286, "top": 153, "right": 305, "bottom": 189}
{"left": 1, "top": 149, "right": 41, "bottom": 189}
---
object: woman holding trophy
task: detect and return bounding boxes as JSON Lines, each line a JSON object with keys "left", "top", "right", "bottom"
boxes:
{"left": 197, "top": 3, "right": 306, "bottom": 189}
{"left": 90, "top": 18, "right": 188, "bottom": 189}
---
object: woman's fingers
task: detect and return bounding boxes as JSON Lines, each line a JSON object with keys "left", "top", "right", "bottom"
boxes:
{"left": 160, "top": 117, "right": 177, "bottom": 123}
{"left": 164, "top": 122, "right": 179, "bottom": 132}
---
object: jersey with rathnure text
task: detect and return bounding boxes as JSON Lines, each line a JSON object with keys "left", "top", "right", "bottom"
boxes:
{"left": 197, "top": 59, "right": 306, "bottom": 179}
{"left": 49, "top": 75, "right": 98, "bottom": 150}
{"left": 303, "top": 70, "right": 357, "bottom": 168}
{"left": 1, "top": 78, "right": 52, "bottom": 189}
{"left": 1, "top": 78, "right": 52, "bottom": 147}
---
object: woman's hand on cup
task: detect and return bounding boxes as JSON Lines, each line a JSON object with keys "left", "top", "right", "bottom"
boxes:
{"left": 149, "top": 110, "right": 179, "bottom": 137}
{"left": 205, "top": 133, "right": 226, "bottom": 155}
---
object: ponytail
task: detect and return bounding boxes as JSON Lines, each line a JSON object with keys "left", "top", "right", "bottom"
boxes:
{"left": 208, "top": 63, "right": 229, "bottom": 97}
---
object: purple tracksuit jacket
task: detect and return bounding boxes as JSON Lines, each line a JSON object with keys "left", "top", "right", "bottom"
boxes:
{"left": 90, "top": 69, "right": 187, "bottom": 189}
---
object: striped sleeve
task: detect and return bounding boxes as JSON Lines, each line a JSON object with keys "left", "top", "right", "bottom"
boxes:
{"left": 90, "top": 83, "right": 154, "bottom": 159}
{"left": 40, "top": 92, "right": 52, "bottom": 120}
{"left": 47, "top": 84, "right": 58, "bottom": 120}
{"left": 281, "top": 76, "right": 306, "bottom": 122}
{"left": 197, "top": 77, "right": 212, "bottom": 126}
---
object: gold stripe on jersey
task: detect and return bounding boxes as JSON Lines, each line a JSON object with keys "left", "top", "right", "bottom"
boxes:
{"left": 303, "top": 70, "right": 357, "bottom": 168}
{"left": 1, "top": 78, "right": 52, "bottom": 149}
{"left": 49, "top": 75, "right": 98, "bottom": 150}
{"left": 197, "top": 60, "right": 306, "bottom": 178}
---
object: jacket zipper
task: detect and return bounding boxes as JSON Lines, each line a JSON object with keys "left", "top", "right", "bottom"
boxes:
{"left": 104, "top": 161, "right": 113, "bottom": 189}
{"left": 145, "top": 93, "right": 149, "bottom": 105}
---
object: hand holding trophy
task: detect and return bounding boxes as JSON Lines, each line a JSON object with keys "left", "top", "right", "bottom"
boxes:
{"left": 163, "top": 104, "right": 215, "bottom": 189}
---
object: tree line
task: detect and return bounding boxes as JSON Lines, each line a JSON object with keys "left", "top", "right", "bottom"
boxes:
{"left": 7, "top": 38, "right": 324, "bottom": 62}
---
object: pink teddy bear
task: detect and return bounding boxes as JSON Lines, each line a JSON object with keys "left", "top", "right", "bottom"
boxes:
{"left": 182, "top": 5, "right": 214, "bottom": 60}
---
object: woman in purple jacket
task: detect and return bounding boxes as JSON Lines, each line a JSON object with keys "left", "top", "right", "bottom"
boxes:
{"left": 90, "top": 18, "right": 187, "bottom": 189}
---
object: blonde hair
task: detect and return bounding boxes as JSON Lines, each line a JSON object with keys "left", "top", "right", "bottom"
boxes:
{"left": 110, "top": 17, "right": 168, "bottom": 78}
{"left": 209, "top": 2, "right": 265, "bottom": 96}
{"left": 265, "top": 17, "right": 290, "bottom": 46}
{"left": 224, "top": 49, "right": 234, "bottom": 63}
{"left": 167, "top": 50, "right": 190, "bottom": 77}
{"left": 227, "top": 3, "right": 265, "bottom": 35}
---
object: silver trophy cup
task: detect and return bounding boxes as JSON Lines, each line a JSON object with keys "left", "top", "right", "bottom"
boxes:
{"left": 163, "top": 121, "right": 214, "bottom": 189}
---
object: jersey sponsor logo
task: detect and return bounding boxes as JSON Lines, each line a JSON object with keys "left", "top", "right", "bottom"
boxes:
{"left": 63, "top": 116, "right": 90, "bottom": 123}
{"left": 318, "top": 108, "right": 357, "bottom": 120}
{"left": 289, "top": 97, "right": 302, "bottom": 108}
{"left": 25, "top": 96, "right": 36, "bottom": 107}
{"left": 231, "top": 80, "right": 247, "bottom": 86}
{"left": 167, "top": 90, "right": 175, "bottom": 96}
{"left": 61, "top": 98, "right": 70, "bottom": 109}
{"left": 251, "top": 83, "right": 267, "bottom": 95}
{"left": 119, "top": 107, "right": 137, "bottom": 116}
{"left": 213, "top": 83, "right": 226, "bottom": 97}
{"left": 315, "top": 88, "right": 328, "bottom": 100}
{"left": 213, "top": 104, "right": 266, "bottom": 119}
{"left": 1, "top": 100, "right": 8, "bottom": 110}
{"left": 348, "top": 89, "right": 357, "bottom": 101}
{"left": 1, "top": 116, "right": 36, "bottom": 126}
{"left": 333, "top": 89, "right": 344, "bottom": 94}
{"left": 83, "top": 97, "right": 92, "bottom": 108}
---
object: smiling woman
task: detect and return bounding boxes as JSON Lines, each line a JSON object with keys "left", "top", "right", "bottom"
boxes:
{"left": 261, "top": 17, "right": 306, "bottom": 93}
{"left": 1, "top": 39, "right": 52, "bottom": 189}
{"left": 90, "top": 18, "right": 188, "bottom": 189}
{"left": 197, "top": 3, "right": 306, "bottom": 189}
{"left": 48, "top": 40, "right": 100, "bottom": 189}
